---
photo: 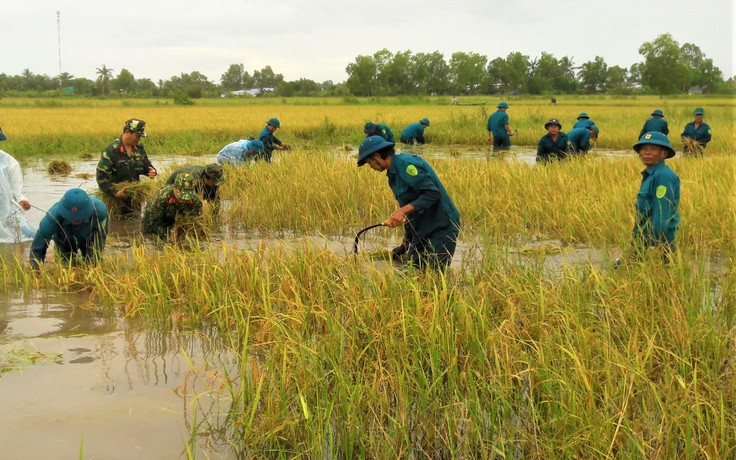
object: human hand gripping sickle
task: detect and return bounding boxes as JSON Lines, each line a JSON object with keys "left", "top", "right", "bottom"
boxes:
{"left": 384, "top": 204, "right": 414, "bottom": 228}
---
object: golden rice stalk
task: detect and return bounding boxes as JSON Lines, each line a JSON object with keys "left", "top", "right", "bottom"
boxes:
{"left": 169, "top": 201, "right": 216, "bottom": 247}
{"left": 93, "top": 180, "right": 159, "bottom": 219}
{"left": 47, "top": 160, "right": 72, "bottom": 176}
{"left": 682, "top": 137, "right": 704, "bottom": 156}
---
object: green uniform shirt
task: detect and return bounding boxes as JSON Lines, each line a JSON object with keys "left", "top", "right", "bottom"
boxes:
{"left": 387, "top": 153, "right": 460, "bottom": 240}
{"left": 96, "top": 138, "right": 155, "bottom": 197}
{"left": 368, "top": 124, "right": 395, "bottom": 143}
{"left": 141, "top": 185, "right": 203, "bottom": 240}
{"left": 536, "top": 132, "right": 570, "bottom": 163}
{"left": 487, "top": 110, "right": 510, "bottom": 139}
{"left": 639, "top": 117, "right": 669, "bottom": 139}
{"left": 633, "top": 161, "right": 680, "bottom": 246}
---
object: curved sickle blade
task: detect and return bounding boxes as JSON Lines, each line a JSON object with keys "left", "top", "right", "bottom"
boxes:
{"left": 352, "top": 223, "right": 385, "bottom": 254}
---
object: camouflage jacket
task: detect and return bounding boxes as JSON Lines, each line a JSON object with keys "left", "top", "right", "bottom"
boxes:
{"left": 141, "top": 185, "right": 202, "bottom": 240}
{"left": 96, "top": 138, "right": 155, "bottom": 197}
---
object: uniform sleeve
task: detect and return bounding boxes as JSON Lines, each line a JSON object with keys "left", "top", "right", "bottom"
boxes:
{"left": 401, "top": 162, "right": 441, "bottom": 212}
{"left": 650, "top": 174, "right": 679, "bottom": 240}
{"left": 88, "top": 203, "right": 109, "bottom": 260}
{"left": 662, "top": 121, "right": 669, "bottom": 136}
{"left": 141, "top": 149, "right": 153, "bottom": 172}
{"left": 141, "top": 198, "right": 169, "bottom": 240}
{"left": 96, "top": 150, "right": 117, "bottom": 197}
{"left": 536, "top": 137, "right": 548, "bottom": 157}
{"left": 384, "top": 127, "right": 395, "bottom": 143}
{"left": 487, "top": 116, "right": 493, "bottom": 131}
{"left": 701, "top": 125, "right": 712, "bottom": 144}
{"left": 501, "top": 113, "right": 510, "bottom": 128}
{"left": 29, "top": 214, "right": 58, "bottom": 264}
{"left": 680, "top": 124, "right": 691, "bottom": 139}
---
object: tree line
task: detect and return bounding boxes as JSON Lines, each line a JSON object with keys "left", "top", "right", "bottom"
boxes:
{"left": 0, "top": 34, "right": 731, "bottom": 99}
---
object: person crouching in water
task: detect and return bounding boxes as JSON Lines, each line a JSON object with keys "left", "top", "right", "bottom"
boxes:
{"left": 357, "top": 136, "right": 460, "bottom": 271}
{"left": 630, "top": 132, "right": 680, "bottom": 262}
{"left": 29, "top": 188, "right": 109, "bottom": 269}
{"left": 142, "top": 173, "right": 203, "bottom": 241}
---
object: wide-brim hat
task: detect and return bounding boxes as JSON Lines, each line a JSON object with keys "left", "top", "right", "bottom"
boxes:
{"left": 633, "top": 132, "right": 675, "bottom": 159}
{"left": 364, "top": 121, "right": 377, "bottom": 133}
{"left": 266, "top": 117, "right": 281, "bottom": 128}
{"left": 358, "top": 136, "right": 394, "bottom": 166}
{"left": 577, "top": 112, "right": 589, "bottom": 120}
{"left": 204, "top": 163, "right": 224, "bottom": 185}
{"left": 693, "top": 108, "right": 705, "bottom": 115}
{"left": 58, "top": 188, "right": 94, "bottom": 221}
{"left": 544, "top": 118, "right": 562, "bottom": 129}
{"left": 420, "top": 118, "right": 430, "bottom": 126}
{"left": 247, "top": 139, "right": 265, "bottom": 153}
{"left": 651, "top": 109, "right": 664, "bottom": 117}
{"left": 497, "top": 101, "right": 509, "bottom": 109}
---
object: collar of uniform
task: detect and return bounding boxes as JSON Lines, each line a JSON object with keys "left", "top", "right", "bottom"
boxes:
{"left": 117, "top": 137, "right": 139, "bottom": 153}
{"left": 386, "top": 153, "right": 404, "bottom": 178}
{"left": 642, "top": 161, "right": 665, "bottom": 177}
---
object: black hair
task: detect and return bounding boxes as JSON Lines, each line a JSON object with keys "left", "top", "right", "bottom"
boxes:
{"left": 376, "top": 144, "right": 395, "bottom": 161}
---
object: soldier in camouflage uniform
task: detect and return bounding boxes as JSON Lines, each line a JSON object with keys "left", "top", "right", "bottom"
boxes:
{"left": 141, "top": 173, "right": 203, "bottom": 240}
{"left": 166, "top": 163, "right": 224, "bottom": 204}
{"left": 96, "top": 119, "right": 158, "bottom": 218}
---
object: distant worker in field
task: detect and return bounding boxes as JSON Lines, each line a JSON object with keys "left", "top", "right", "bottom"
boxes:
{"left": 166, "top": 163, "right": 224, "bottom": 205}
{"left": 29, "top": 188, "right": 109, "bottom": 269}
{"left": 681, "top": 108, "right": 711, "bottom": 156}
{"left": 96, "top": 119, "right": 157, "bottom": 218}
{"left": 258, "top": 118, "right": 289, "bottom": 162}
{"left": 357, "top": 136, "right": 461, "bottom": 271}
{"left": 536, "top": 119, "right": 569, "bottom": 163}
{"left": 364, "top": 122, "right": 395, "bottom": 143}
{"left": 487, "top": 102, "right": 513, "bottom": 151}
{"left": 451, "top": 96, "right": 458, "bottom": 105}
{"left": 638, "top": 109, "right": 669, "bottom": 139}
{"left": 550, "top": 97, "right": 557, "bottom": 105}
{"left": 216, "top": 139, "right": 266, "bottom": 164}
{"left": 400, "top": 118, "right": 431, "bottom": 145}
{"left": 141, "top": 173, "right": 203, "bottom": 241}
{"left": 572, "top": 112, "right": 595, "bottom": 129}
{"left": 567, "top": 125, "right": 599, "bottom": 155}
{"left": 629, "top": 132, "right": 680, "bottom": 261}
{"left": 0, "top": 125, "right": 36, "bottom": 243}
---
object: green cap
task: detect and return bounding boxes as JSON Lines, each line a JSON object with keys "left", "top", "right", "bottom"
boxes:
{"left": 634, "top": 132, "right": 675, "bottom": 159}
{"left": 174, "top": 173, "right": 197, "bottom": 200}
{"left": 58, "top": 188, "right": 94, "bottom": 221}
{"left": 651, "top": 109, "right": 664, "bottom": 117}
{"left": 266, "top": 117, "right": 281, "bottom": 128}
{"left": 544, "top": 118, "right": 562, "bottom": 129}
{"left": 124, "top": 119, "right": 147, "bottom": 137}
{"left": 577, "top": 112, "right": 589, "bottom": 120}
{"left": 497, "top": 101, "right": 509, "bottom": 109}
{"left": 693, "top": 107, "right": 705, "bottom": 115}
{"left": 357, "top": 136, "right": 394, "bottom": 167}
{"left": 420, "top": 118, "right": 430, "bottom": 126}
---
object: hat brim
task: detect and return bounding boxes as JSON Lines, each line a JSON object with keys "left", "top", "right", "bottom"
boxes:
{"left": 633, "top": 142, "right": 676, "bottom": 159}
{"left": 57, "top": 203, "right": 94, "bottom": 221}
{"left": 544, "top": 122, "right": 562, "bottom": 129}
{"left": 0, "top": 132, "right": 6, "bottom": 141}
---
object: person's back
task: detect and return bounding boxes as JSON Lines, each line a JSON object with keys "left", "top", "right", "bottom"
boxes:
{"left": 567, "top": 127, "right": 593, "bottom": 153}
{"left": 487, "top": 110, "right": 509, "bottom": 138}
{"left": 639, "top": 110, "right": 669, "bottom": 138}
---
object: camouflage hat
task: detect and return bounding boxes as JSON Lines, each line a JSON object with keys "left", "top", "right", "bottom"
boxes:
{"left": 204, "top": 163, "right": 224, "bottom": 184}
{"left": 124, "top": 119, "right": 147, "bottom": 137}
{"left": 174, "top": 173, "right": 197, "bottom": 200}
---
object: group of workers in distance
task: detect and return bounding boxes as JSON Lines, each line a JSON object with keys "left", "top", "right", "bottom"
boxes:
{"left": 0, "top": 99, "right": 713, "bottom": 271}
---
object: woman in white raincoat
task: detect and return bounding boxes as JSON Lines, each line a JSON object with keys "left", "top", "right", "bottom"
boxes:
{"left": 0, "top": 126, "right": 36, "bottom": 243}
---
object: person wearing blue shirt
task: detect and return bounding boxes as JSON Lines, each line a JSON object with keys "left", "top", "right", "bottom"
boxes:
{"left": 567, "top": 125, "right": 599, "bottom": 155}
{"left": 29, "top": 188, "right": 109, "bottom": 269}
{"left": 364, "top": 122, "right": 395, "bottom": 143}
{"left": 216, "top": 139, "right": 266, "bottom": 165}
{"left": 258, "top": 118, "right": 289, "bottom": 162}
{"left": 357, "top": 136, "right": 460, "bottom": 271}
{"left": 639, "top": 109, "right": 669, "bottom": 139}
{"left": 681, "top": 108, "right": 712, "bottom": 156}
{"left": 631, "top": 132, "right": 680, "bottom": 261}
{"left": 536, "top": 118, "right": 569, "bottom": 163}
{"left": 487, "top": 102, "right": 513, "bottom": 151}
{"left": 400, "top": 118, "right": 430, "bottom": 145}
{"left": 572, "top": 112, "right": 595, "bottom": 129}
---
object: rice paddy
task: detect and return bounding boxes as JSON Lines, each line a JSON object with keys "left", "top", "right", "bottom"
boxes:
{"left": 0, "top": 96, "right": 734, "bottom": 458}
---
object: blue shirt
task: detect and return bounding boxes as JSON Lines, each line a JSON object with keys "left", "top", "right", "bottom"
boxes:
{"left": 639, "top": 117, "right": 669, "bottom": 138}
{"left": 567, "top": 127, "right": 593, "bottom": 152}
{"left": 681, "top": 122, "right": 712, "bottom": 146}
{"left": 633, "top": 161, "right": 680, "bottom": 245}
{"left": 487, "top": 110, "right": 510, "bottom": 138}
{"left": 216, "top": 140, "right": 259, "bottom": 165}
{"left": 400, "top": 123, "right": 427, "bottom": 144}
{"left": 573, "top": 119, "right": 595, "bottom": 129}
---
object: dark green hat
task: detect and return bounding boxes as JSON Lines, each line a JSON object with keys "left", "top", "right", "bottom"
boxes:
{"left": 420, "top": 118, "right": 430, "bottom": 126}
{"left": 247, "top": 139, "right": 265, "bottom": 153}
{"left": 204, "top": 163, "right": 224, "bottom": 184}
{"left": 266, "top": 117, "right": 281, "bottom": 128}
{"left": 364, "top": 122, "right": 377, "bottom": 133}
{"left": 693, "top": 107, "right": 705, "bottom": 115}
{"left": 174, "top": 173, "right": 197, "bottom": 200}
{"left": 634, "top": 132, "right": 675, "bottom": 159}
{"left": 544, "top": 118, "right": 562, "bottom": 129}
{"left": 58, "top": 188, "right": 94, "bottom": 221}
{"left": 358, "top": 135, "right": 394, "bottom": 167}
{"left": 497, "top": 101, "right": 509, "bottom": 109}
{"left": 651, "top": 109, "right": 664, "bottom": 117}
{"left": 124, "top": 119, "right": 147, "bottom": 137}
{"left": 577, "top": 112, "right": 589, "bottom": 120}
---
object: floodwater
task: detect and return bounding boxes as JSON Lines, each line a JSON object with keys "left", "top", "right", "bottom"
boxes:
{"left": 0, "top": 153, "right": 630, "bottom": 458}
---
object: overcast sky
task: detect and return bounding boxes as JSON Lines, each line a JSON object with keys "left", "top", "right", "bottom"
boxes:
{"left": 2, "top": 0, "right": 734, "bottom": 84}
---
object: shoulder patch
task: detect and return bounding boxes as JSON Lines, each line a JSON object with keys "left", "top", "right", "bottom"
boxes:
{"left": 406, "top": 164, "right": 418, "bottom": 176}
{"left": 656, "top": 185, "right": 667, "bottom": 199}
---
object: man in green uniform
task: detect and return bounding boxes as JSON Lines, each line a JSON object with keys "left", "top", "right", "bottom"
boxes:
{"left": 96, "top": 119, "right": 157, "bottom": 218}
{"left": 567, "top": 125, "right": 599, "bottom": 155}
{"left": 630, "top": 132, "right": 680, "bottom": 261}
{"left": 536, "top": 119, "right": 569, "bottom": 163}
{"left": 681, "top": 107, "right": 712, "bottom": 156}
{"left": 638, "top": 109, "right": 669, "bottom": 139}
{"left": 29, "top": 188, "right": 109, "bottom": 269}
{"left": 572, "top": 112, "right": 595, "bottom": 129}
{"left": 166, "top": 163, "right": 224, "bottom": 205}
{"left": 487, "top": 102, "right": 513, "bottom": 151}
{"left": 258, "top": 118, "right": 289, "bottom": 162}
{"left": 364, "top": 122, "right": 395, "bottom": 143}
{"left": 399, "top": 118, "right": 430, "bottom": 145}
{"left": 141, "top": 173, "right": 203, "bottom": 241}
{"left": 357, "top": 136, "right": 460, "bottom": 271}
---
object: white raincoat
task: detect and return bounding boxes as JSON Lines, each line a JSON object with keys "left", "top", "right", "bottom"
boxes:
{"left": 0, "top": 150, "right": 36, "bottom": 242}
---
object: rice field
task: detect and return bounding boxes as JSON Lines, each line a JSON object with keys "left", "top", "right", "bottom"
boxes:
{"left": 0, "top": 96, "right": 734, "bottom": 458}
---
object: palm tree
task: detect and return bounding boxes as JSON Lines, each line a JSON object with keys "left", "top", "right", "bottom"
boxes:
{"left": 558, "top": 56, "right": 578, "bottom": 79}
{"left": 96, "top": 65, "right": 114, "bottom": 96}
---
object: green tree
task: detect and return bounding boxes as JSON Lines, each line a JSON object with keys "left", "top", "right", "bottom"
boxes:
{"left": 449, "top": 52, "right": 488, "bottom": 94}
{"left": 113, "top": 68, "right": 137, "bottom": 95}
{"left": 638, "top": 34, "right": 690, "bottom": 94}
{"left": 412, "top": 51, "right": 449, "bottom": 95}
{"left": 221, "top": 63, "right": 246, "bottom": 91}
{"left": 606, "top": 65, "right": 628, "bottom": 91}
{"left": 252, "top": 65, "right": 284, "bottom": 89}
{"left": 345, "top": 55, "right": 378, "bottom": 96}
{"left": 382, "top": 50, "right": 415, "bottom": 95}
{"left": 578, "top": 56, "right": 608, "bottom": 92}
{"left": 680, "top": 43, "right": 724, "bottom": 92}
{"left": 95, "top": 65, "right": 114, "bottom": 96}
